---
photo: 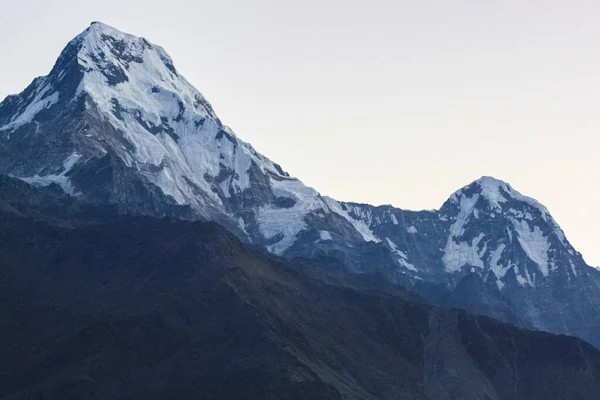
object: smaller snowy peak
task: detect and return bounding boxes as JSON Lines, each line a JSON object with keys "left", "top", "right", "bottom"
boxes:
{"left": 440, "top": 176, "right": 582, "bottom": 285}
{"left": 447, "top": 176, "right": 552, "bottom": 217}
{"left": 475, "top": 176, "right": 512, "bottom": 209}
{"left": 447, "top": 176, "right": 570, "bottom": 246}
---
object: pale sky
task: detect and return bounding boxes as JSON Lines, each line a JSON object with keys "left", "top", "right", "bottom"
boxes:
{"left": 1, "top": 0, "right": 599, "bottom": 265}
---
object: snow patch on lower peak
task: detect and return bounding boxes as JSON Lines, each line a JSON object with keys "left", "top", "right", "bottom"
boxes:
{"left": 515, "top": 267, "right": 535, "bottom": 287}
{"left": 489, "top": 244, "right": 507, "bottom": 278}
{"left": 319, "top": 230, "right": 333, "bottom": 241}
{"left": 386, "top": 238, "right": 408, "bottom": 259}
{"left": 449, "top": 193, "right": 479, "bottom": 237}
{"left": 491, "top": 245, "right": 535, "bottom": 288}
{"left": 385, "top": 238, "right": 418, "bottom": 272}
{"left": 443, "top": 193, "right": 486, "bottom": 272}
{"left": 399, "top": 259, "right": 418, "bottom": 272}
{"left": 444, "top": 232, "right": 486, "bottom": 272}
{"left": 511, "top": 218, "right": 551, "bottom": 276}
{"left": 490, "top": 243, "right": 535, "bottom": 288}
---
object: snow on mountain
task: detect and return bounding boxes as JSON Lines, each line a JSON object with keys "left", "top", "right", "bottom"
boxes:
{"left": 439, "top": 176, "right": 576, "bottom": 286}
{"left": 443, "top": 188, "right": 483, "bottom": 273}
{"left": 74, "top": 22, "right": 286, "bottom": 212}
{"left": 2, "top": 21, "right": 600, "bottom": 348}
{"left": 0, "top": 22, "right": 374, "bottom": 254}
{"left": 20, "top": 151, "right": 82, "bottom": 195}
{"left": 1, "top": 88, "right": 59, "bottom": 133}
{"left": 0, "top": 23, "right": 590, "bottom": 284}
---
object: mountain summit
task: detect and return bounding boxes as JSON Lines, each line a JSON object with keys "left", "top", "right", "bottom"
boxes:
{"left": 0, "top": 22, "right": 369, "bottom": 251}
{"left": 1, "top": 23, "right": 600, "bottom": 348}
{"left": 0, "top": 22, "right": 288, "bottom": 226}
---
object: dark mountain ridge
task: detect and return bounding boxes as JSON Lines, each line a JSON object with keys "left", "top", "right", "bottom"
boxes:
{"left": 0, "top": 176, "right": 600, "bottom": 399}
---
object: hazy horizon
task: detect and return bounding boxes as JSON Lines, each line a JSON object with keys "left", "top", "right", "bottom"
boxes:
{"left": 1, "top": 0, "right": 598, "bottom": 265}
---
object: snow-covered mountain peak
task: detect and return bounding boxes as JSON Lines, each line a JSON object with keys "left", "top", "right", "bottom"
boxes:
{"left": 475, "top": 175, "right": 512, "bottom": 207}
{"left": 438, "top": 176, "right": 579, "bottom": 286}
{"left": 447, "top": 176, "right": 552, "bottom": 218}
{"left": 77, "top": 21, "right": 176, "bottom": 75}
{"left": 0, "top": 23, "right": 355, "bottom": 254}
{"left": 86, "top": 21, "right": 131, "bottom": 39}
{"left": 73, "top": 22, "right": 219, "bottom": 124}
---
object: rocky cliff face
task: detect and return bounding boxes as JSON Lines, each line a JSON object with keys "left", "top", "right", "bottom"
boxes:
{"left": 1, "top": 22, "right": 599, "bottom": 348}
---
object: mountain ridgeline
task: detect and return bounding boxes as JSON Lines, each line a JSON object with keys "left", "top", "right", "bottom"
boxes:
{"left": 0, "top": 21, "right": 599, "bottom": 393}
{"left": 1, "top": 175, "right": 600, "bottom": 399}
